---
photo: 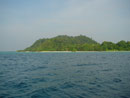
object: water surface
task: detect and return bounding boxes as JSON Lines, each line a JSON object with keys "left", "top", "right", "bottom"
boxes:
{"left": 0, "top": 52, "right": 130, "bottom": 98}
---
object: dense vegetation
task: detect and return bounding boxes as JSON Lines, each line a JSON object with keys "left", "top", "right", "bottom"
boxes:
{"left": 18, "top": 35, "right": 130, "bottom": 52}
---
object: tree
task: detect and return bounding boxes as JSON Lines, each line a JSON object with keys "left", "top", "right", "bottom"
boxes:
{"left": 116, "top": 40, "right": 127, "bottom": 50}
{"left": 101, "top": 41, "right": 116, "bottom": 51}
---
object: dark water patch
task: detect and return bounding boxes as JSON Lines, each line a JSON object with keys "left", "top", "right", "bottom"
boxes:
{"left": 37, "top": 66, "right": 47, "bottom": 69}
{"left": 0, "top": 72, "right": 4, "bottom": 75}
{"left": 120, "top": 96, "right": 129, "bottom": 98}
{"left": 31, "top": 94, "right": 49, "bottom": 98}
{"left": 76, "top": 70, "right": 83, "bottom": 73}
{"left": 0, "top": 94, "right": 10, "bottom": 98}
{"left": 50, "top": 78, "right": 63, "bottom": 82}
{"left": 102, "top": 62, "right": 108, "bottom": 65}
{"left": 102, "top": 56, "right": 107, "bottom": 59}
{"left": 14, "top": 82, "right": 29, "bottom": 89}
{"left": 96, "top": 84, "right": 102, "bottom": 88}
{"left": 89, "top": 82, "right": 96, "bottom": 85}
{"left": 80, "top": 93, "right": 90, "bottom": 97}
{"left": 2, "top": 80, "right": 31, "bottom": 90}
{"left": 87, "top": 87, "right": 99, "bottom": 96}
{"left": 45, "top": 73, "right": 57, "bottom": 76}
{"left": 88, "top": 83, "right": 102, "bottom": 89}
{"left": 113, "top": 78, "right": 122, "bottom": 83}
{"left": 31, "top": 77, "right": 48, "bottom": 83}
{"left": 24, "top": 66, "right": 47, "bottom": 72}
{"left": 8, "top": 58, "right": 17, "bottom": 61}
{"left": 27, "top": 86, "right": 61, "bottom": 98}
{"left": 76, "top": 95, "right": 85, "bottom": 98}
{"left": 28, "top": 88, "right": 50, "bottom": 98}
{"left": 101, "top": 69, "right": 112, "bottom": 72}
{"left": 95, "top": 77, "right": 102, "bottom": 81}
{"left": 75, "top": 63, "right": 98, "bottom": 66}
{"left": 46, "top": 86, "right": 59, "bottom": 92}
{"left": 107, "top": 85, "right": 118, "bottom": 90}
{"left": 0, "top": 64, "right": 9, "bottom": 67}
{"left": 60, "top": 82, "right": 77, "bottom": 89}
{"left": 3, "top": 81, "right": 15, "bottom": 88}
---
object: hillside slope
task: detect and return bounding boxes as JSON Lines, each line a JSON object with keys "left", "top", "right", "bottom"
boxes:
{"left": 24, "top": 35, "right": 98, "bottom": 51}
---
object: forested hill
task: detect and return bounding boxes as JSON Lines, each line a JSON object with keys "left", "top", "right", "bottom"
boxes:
{"left": 23, "top": 35, "right": 97, "bottom": 51}
{"left": 19, "top": 35, "right": 130, "bottom": 51}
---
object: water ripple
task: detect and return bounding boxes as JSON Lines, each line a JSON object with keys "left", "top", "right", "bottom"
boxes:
{"left": 0, "top": 52, "right": 130, "bottom": 98}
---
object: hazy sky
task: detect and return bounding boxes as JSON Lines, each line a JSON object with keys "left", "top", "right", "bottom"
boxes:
{"left": 0, "top": 0, "right": 130, "bottom": 51}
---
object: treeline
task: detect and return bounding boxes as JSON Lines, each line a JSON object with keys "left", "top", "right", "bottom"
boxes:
{"left": 19, "top": 35, "right": 130, "bottom": 52}
{"left": 73, "top": 41, "right": 130, "bottom": 51}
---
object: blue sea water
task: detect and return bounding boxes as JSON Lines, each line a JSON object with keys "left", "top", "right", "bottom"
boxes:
{"left": 0, "top": 52, "right": 130, "bottom": 98}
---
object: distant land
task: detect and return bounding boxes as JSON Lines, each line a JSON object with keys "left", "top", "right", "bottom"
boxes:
{"left": 18, "top": 35, "right": 130, "bottom": 52}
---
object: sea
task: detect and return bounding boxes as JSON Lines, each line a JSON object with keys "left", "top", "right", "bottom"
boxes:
{"left": 0, "top": 52, "right": 130, "bottom": 98}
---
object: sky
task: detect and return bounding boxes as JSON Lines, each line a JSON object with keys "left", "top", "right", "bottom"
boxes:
{"left": 0, "top": 0, "right": 130, "bottom": 51}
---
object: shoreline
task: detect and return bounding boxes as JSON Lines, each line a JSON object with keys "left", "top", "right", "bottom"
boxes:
{"left": 16, "top": 51, "right": 130, "bottom": 53}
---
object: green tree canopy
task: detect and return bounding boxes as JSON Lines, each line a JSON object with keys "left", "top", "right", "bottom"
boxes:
{"left": 17, "top": 35, "right": 130, "bottom": 52}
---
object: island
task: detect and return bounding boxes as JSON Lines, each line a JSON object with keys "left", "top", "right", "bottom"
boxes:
{"left": 17, "top": 35, "right": 130, "bottom": 52}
